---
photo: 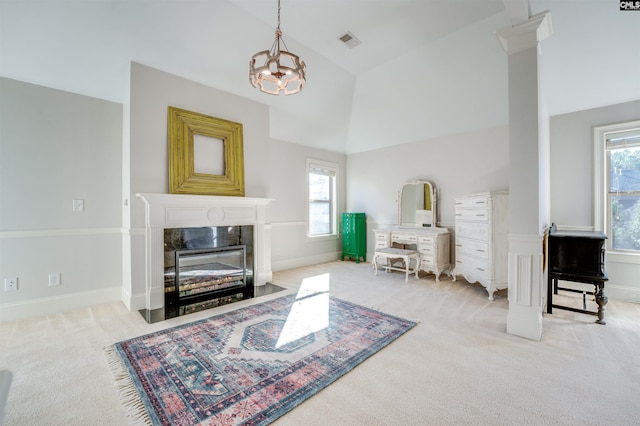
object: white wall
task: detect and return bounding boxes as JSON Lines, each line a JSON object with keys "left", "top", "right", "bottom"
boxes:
{"left": 531, "top": 0, "right": 640, "bottom": 117}
{"left": 268, "top": 139, "right": 347, "bottom": 271}
{"left": 125, "top": 63, "right": 271, "bottom": 310}
{"left": 124, "top": 63, "right": 347, "bottom": 310}
{"left": 0, "top": 77, "right": 123, "bottom": 321}
{"left": 346, "top": 12, "right": 509, "bottom": 154}
{"left": 550, "top": 99, "right": 640, "bottom": 228}
{"left": 0, "top": 66, "right": 349, "bottom": 321}
{"left": 2, "top": 67, "right": 638, "bottom": 322}
{"left": 550, "top": 99, "right": 640, "bottom": 302}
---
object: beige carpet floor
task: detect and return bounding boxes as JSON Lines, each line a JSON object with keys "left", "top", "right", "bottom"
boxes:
{"left": 1, "top": 260, "right": 639, "bottom": 425}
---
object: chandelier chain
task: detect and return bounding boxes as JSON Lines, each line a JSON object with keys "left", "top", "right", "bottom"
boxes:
{"left": 277, "top": 0, "right": 281, "bottom": 31}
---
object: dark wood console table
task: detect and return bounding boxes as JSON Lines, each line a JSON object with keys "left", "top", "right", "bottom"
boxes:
{"left": 546, "top": 224, "right": 608, "bottom": 324}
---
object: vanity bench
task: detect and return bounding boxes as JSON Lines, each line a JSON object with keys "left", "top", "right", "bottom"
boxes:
{"left": 372, "top": 247, "right": 420, "bottom": 281}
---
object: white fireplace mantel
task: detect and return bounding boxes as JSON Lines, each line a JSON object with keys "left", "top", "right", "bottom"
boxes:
{"left": 136, "top": 193, "right": 274, "bottom": 311}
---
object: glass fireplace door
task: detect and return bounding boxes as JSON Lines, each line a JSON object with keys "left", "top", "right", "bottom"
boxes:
{"left": 167, "top": 245, "right": 247, "bottom": 317}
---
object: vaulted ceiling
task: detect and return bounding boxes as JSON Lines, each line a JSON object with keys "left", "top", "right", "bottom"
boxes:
{"left": 1, "top": 1, "right": 638, "bottom": 153}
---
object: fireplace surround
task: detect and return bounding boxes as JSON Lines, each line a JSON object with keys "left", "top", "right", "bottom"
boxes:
{"left": 136, "top": 193, "right": 273, "bottom": 322}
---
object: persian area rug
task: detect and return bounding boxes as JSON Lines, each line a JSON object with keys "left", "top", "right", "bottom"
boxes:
{"left": 110, "top": 292, "right": 416, "bottom": 426}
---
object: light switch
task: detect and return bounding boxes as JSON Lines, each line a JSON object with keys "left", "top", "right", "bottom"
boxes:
{"left": 49, "top": 273, "right": 61, "bottom": 286}
{"left": 72, "top": 199, "right": 84, "bottom": 212}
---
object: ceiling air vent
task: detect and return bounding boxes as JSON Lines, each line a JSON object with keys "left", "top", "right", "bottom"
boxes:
{"left": 337, "top": 31, "right": 362, "bottom": 49}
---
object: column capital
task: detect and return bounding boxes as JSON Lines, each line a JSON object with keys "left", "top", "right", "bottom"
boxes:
{"left": 495, "top": 10, "right": 553, "bottom": 54}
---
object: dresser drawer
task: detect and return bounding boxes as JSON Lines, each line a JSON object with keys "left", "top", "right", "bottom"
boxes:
{"left": 391, "top": 234, "right": 418, "bottom": 244}
{"left": 455, "top": 222, "right": 489, "bottom": 240}
{"left": 454, "top": 195, "right": 489, "bottom": 209}
{"left": 455, "top": 208, "right": 489, "bottom": 222}
{"left": 375, "top": 232, "right": 389, "bottom": 241}
{"left": 343, "top": 239, "right": 356, "bottom": 251}
{"left": 373, "top": 231, "right": 389, "bottom": 246}
{"left": 418, "top": 235, "right": 434, "bottom": 244}
{"left": 455, "top": 255, "right": 489, "bottom": 279}
{"left": 421, "top": 257, "right": 435, "bottom": 268}
{"left": 375, "top": 240, "right": 388, "bottom": 249}
{"left": 418, "top": 245, "right": 434, "bottom": 256}
{"left": 455, "top": 239, "right": 489, "bottom": 260}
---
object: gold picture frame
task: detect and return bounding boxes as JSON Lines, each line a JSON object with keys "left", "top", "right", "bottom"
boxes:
{"left": 168, "top": 107, "right": 245, "bottom": 196}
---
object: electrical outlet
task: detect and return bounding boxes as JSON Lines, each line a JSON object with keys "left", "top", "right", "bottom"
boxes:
{"left": 4, "top": 277, "right": 18, "bottom": 292}
{"left": 49, "top": 273, "right": 61, "bottom": 286}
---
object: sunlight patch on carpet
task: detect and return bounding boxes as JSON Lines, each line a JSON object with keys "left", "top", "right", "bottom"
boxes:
{"left": 277, "top": 273, "right": 330, "bottom": 348}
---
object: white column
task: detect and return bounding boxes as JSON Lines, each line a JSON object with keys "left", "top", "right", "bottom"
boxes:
{"left": 496, "top": 12, "right": 553, "bottom": 341}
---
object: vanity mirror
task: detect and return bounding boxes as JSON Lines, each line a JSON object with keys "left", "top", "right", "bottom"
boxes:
{"left": 399, "top": 180, "right": 437, "bottom": 228}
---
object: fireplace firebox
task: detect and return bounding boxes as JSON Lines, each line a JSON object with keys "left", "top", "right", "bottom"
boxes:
{"left": 164, "top": 225, "right": 254, "bottom": 319}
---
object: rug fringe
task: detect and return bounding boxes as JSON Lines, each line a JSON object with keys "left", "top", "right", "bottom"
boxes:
{"left": 105, "top": 345, "right": 152, "bottom": 426}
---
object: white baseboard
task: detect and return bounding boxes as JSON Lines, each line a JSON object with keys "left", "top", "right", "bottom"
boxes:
{"left": 272, "top": 252, "right": 341, "bottom": 272}
{"left": 120, "top": 285, "right": 148, "bottom": 312}
{"left": 0, "top": 287, "right": 122, "bottom": 323}
{"left": 605, "top": 284, "right": 640, "bottom": 304}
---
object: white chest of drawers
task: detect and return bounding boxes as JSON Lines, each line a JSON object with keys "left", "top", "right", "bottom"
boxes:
{"left": 373, "top": 227, "right": 450, "bottom": 281}
{"left": 452, "top": 192, "right": 509, "bottom": 300}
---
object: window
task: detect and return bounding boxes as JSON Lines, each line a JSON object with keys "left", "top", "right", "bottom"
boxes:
{"left": 307, "top": 159, "right": 338, "bottom": 237}
{"left": 594, "top": 120, "right": 640, "bottom": 253}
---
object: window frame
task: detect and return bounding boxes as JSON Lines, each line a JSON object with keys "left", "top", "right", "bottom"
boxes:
{"left": 594, "top": 119, "right": 640, "bottom": 257}
{"left": 306, "top": 158, "right": 339, "bottom": 240}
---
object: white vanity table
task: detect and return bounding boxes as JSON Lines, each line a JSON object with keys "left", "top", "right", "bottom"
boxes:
{"left": 372, "top": 181, "right": 451, "bottom": 281}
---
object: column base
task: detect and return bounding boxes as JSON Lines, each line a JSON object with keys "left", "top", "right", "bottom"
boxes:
{"left": 507, "top": 233, "right": 545, "bottom": 341}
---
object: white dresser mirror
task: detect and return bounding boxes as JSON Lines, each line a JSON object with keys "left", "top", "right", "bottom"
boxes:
{"left": 399, "top": 180, "right": 437, "bottom": 228}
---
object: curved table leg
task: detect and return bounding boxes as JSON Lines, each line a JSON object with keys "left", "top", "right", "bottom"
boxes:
{"left": 595, "top": 284, "right": 608, "bottom": 325}
{"left": 486, "top": 284, "right": 495, "bottom": 301}
{"left": 404, "top": 255, "right": 410, "bottom": 281}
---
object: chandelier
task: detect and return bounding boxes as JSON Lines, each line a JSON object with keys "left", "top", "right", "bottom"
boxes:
{"left": 249, "top": 0, "right": 306, "bottom": 95}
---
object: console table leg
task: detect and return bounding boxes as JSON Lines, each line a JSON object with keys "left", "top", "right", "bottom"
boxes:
{"left": 595, "top": 284, "right": 608, "bottom": 325}
{"left": 546, "top": 276, "right": 553, "bottom": 314}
